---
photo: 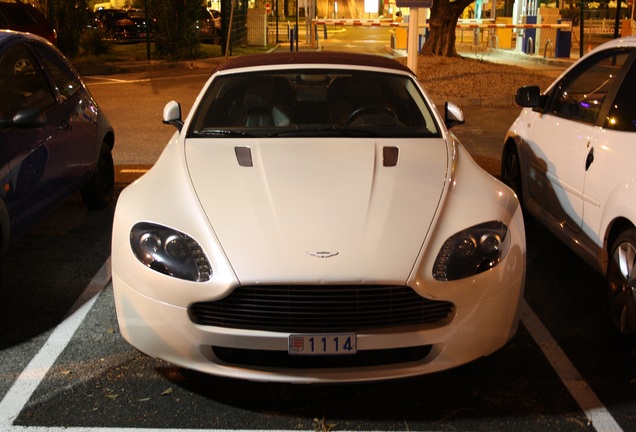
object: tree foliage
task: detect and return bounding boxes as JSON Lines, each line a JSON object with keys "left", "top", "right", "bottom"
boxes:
{"left": 421, "top": 0, "right": 474, "bottom": 57}
{"left": 52, "top": 0, "right": 89, "bottom": 58}
{"left": 153, "top": 0, "right": 201, "bottom": 60}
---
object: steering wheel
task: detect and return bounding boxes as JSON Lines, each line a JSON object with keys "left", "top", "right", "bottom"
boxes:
{"left": 346, "top": 105, "right": 399, "bottom": 125}
{"left": 14, "top": 58, "right": 35, "bottom": 75}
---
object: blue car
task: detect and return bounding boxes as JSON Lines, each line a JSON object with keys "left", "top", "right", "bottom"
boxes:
{"left": 0, "top": 30, "right": 115, "bottom": 253}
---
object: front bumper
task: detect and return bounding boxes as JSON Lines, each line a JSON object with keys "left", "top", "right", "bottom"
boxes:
{"left": 113, "top": 259, "right": 523, "bottom": 384}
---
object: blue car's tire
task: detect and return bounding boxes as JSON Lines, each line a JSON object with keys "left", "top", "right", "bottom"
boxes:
{"left": 81, "top": 141, "right": 114, "bottom": 210}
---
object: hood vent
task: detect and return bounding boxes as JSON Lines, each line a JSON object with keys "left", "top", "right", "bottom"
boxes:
{"left": 383, "top": 146, "right": 399, "bottom": 167}
{"left": 235, "top": 146, "right": 253, "bottom": 167}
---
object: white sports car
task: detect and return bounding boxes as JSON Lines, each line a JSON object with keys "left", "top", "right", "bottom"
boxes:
{"left": 112, "top": 52, "right": 526, "bottom": 383}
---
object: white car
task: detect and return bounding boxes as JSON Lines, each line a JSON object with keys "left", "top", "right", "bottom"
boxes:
{"left": 112, "top": 51, "right": 526, "bottom": 383}
{"left": 502, "top": 37, "right": 636, "bottom": 338}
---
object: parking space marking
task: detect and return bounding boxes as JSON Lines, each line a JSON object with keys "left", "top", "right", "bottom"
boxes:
{"left": 0, "top": 258, "right": 111, "bottom": 430}
{"left": 86, "top": 73, "right": 210, "bottom": 86}
{"left": 84, "top": 76, "right": 150, "bottom": 84}
{"left": 521, "top": 300, "right": 623, "bottom": 431}
{"left": 120, "top": 168, "right": 150, "bottom": 174}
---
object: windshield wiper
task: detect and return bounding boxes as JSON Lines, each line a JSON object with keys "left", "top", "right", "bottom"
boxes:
{"left": 195, "top": 128, "right": 257, "bottom": 137}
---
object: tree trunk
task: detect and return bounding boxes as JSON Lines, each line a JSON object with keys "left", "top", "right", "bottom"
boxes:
{"left": 421, "top": 0, "right": 474, "bottom": 57}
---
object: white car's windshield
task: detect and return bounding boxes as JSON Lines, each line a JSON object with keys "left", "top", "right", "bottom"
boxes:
{"left": 188, "top": 69, "right": 440, "bottom": 138}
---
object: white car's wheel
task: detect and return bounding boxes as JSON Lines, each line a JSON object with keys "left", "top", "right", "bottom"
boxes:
{"left": 607, "top": 229, "right": 636, "bottom": 338}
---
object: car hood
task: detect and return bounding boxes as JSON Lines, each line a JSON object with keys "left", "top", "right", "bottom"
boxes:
{"left": 185, "top": 137, "right": 448, "bottom": 284}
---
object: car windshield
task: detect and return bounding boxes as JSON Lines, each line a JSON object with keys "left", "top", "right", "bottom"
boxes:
{"left": 188, "top": 69, "right": 440, "bottom": 138}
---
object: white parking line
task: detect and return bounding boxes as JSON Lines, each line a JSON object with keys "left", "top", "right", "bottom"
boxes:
{"left": 0, "top": 258, "right": 111, "bottom": 430}
{"left": 0, "top": 260, "right": 624, "bottom": 431}
{"left": 521, "top": 300, "right": 623, "bottom": 431}
{"left": 84, "top": 76, "right": 149, "bottom": 84}
{"left": 120, "top": 168, "right": 150, "bottom": 174}
{"left": 85, "top": 73, "right": 210, "bottom": 86}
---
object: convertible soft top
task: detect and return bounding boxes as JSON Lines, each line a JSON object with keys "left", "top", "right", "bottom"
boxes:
{"left": 215, "top": 51, "right": 413, "bottom": 74}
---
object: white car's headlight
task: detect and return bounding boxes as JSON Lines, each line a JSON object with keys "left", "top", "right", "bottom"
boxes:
{"left": 433, "top": 221, "right": 510, "bottom": 281}
{"left": 130, "top": 223, "right": 212, "bottom": 282}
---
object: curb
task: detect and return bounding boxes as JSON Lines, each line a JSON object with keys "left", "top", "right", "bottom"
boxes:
{"left": 468, "top": 46, "right": 576, "bottom": 68}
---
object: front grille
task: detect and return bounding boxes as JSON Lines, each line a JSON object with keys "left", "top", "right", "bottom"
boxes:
{"left": 188, "top": 285, "right": 455, "bottom": 332}
{"left": 213, "top": 345, "right": 433, "bottom": 369}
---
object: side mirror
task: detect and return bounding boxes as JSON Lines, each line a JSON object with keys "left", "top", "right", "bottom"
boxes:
{"left": 515, "top": 86, "right": 541, "bottom": 108}
{"left": 444, "top": 101, "right": 464, "bottom": 130}
{"left": 162, "top": 100, "right": 183, "bottom": 131}
{"left": 0, "top": 109, "right": 47, "bottom": 129}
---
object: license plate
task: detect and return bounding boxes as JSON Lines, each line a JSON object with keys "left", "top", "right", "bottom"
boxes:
{"left": 289, "top": 333, "right": 357, "bottom": 355}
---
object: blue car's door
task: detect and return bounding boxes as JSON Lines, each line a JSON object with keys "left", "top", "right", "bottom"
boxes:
{"left": 0, "top": 40, "right": 95, "bottom": 242}
{"left": 29, "top": 41, "right": 98, "bottom": 186}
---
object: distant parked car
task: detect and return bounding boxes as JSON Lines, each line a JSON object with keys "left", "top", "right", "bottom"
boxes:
{"left": 0, "top": 30, "right": 115, "bottom": 253}
{"left": 0, "top": 0, "right": 57, "bottom": 44}
{"left": 112, "top": 51, "right": 526, "bottom": 383}
{"left": 196, "top": 7, "right": 221, "bottom": 44}
{"left": 93, "top": 8, "right": 153, "bottom": 43}
{"left": 501, "top": 37, "right": 636, "bottom": 339}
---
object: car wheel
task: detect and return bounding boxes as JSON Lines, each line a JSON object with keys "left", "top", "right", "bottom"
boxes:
{"left": 607, "top": 229, "right": 636, "bottom": 338}
{"left": 501, "top": 144, "right": 523, "bottom": 204}
{"left": 81, "top": 141, "right": 114, "bottom": 210}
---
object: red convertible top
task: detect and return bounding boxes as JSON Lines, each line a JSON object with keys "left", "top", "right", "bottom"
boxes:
{"left": 215, "top": 51, "right": 413, "bottom": 74}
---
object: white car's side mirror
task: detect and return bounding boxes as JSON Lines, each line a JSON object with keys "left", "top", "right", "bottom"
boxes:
{"left": 162, "top": 100, "right": 183, "bottom": 131}
{"left": 444, "top": 101, "right": 464, "bottom": 130}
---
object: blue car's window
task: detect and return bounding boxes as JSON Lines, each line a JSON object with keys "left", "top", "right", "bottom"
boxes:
{"left": 0, "top": 43, "right": 55, "bottom": 119}
{"left": 188, "top": 70, "right": 440, "bottom": 138}
{"left": 32, "top": 42, "right": 82, "bottom": 101}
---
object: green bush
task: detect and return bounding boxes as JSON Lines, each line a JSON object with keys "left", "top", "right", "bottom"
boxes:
{"left": 153, "top": 0, "right": 202, "bottom": 60}
{"left": 53, "top": 0, "right": 89, "bottom": 58}
{"left": 80, "top": 27, "right": 111, "bottom": 56}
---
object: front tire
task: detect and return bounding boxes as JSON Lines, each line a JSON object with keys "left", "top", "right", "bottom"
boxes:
{"left": 607, "top": 229, "right": 636, "bottom": 338}
{"left": 81, "top": 141, "right": 114, "bottom": 210}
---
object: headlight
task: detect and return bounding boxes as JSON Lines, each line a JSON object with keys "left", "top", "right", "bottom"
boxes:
{"left": 130, "top": 222, "right": 212, "bottom": 282}
{"left": 433, "top": 221, "right": 510, "bottom": 281}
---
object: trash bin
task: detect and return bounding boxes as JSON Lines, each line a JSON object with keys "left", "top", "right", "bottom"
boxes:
{"left": 495, "top": 17, "right": 513, "bottom": 49}
{"left": 395, "top": 27, "right": 407, "bottom": 50}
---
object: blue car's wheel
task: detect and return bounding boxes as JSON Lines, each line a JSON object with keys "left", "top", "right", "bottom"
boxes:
{"left": 81, "top": 141, "right": 114, "bottom": 210}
